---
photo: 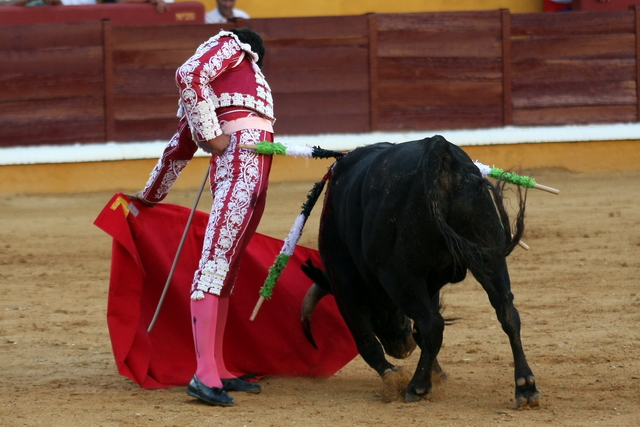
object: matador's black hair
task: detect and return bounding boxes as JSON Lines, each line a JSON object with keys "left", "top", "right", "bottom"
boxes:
{"left": 230, "top": 28, "right": 266, "bottom": 68}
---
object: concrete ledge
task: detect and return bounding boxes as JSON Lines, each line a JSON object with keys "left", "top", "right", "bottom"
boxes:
{"left": 3, "top": 123, "right": 640, "bottom": 166}
{"left": 1, "top": 125, "right": 639, "bottom": 194}
{"left": 1, "top": 139, "right": 639, "bottom": 195}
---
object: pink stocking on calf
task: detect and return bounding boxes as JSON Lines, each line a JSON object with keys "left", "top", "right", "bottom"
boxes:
{"left": 191, "top": 296, "right": 222, "bottom": 389}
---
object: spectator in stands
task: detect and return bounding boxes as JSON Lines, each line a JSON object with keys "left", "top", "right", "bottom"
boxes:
{"left": 205, "top": 0, "right": 249, "bottom": 24}
{"left": 0, "top": 0, "right": 168, "bottom": 13}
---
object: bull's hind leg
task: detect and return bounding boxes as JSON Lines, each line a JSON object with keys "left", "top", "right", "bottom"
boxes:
{"left": 473, "top": 260, "right": 540, "bottom": 409}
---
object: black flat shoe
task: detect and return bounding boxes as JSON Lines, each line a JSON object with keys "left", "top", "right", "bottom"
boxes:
{"left": 187, "top": 375, "right": 236, "bottom": 406}
{"left": 222, "top": 377, "right": 262, "bottom": 394}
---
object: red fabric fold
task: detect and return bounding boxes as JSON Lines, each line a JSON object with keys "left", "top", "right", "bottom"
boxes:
{"left": 94, "top": 193, "right": 357, "bottom": 389}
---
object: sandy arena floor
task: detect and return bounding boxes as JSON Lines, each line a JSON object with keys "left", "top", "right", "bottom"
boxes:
{"left": 1, "top": 168, "right": 639, "bottom": 426}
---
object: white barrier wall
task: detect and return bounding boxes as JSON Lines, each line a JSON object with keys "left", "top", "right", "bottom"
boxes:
{"left": 1, "top": 124, "right": 639, "bottom": 194}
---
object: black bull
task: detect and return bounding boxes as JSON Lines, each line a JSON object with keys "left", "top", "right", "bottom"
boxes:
{"left": 301, "top": 135, "right": 540, "bottom": 408}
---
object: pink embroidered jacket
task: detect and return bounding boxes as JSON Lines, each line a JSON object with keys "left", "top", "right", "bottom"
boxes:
{"left": 138, "top": 31, "right": 274, "bottom": 205}
{"left": 176, "top": 31, "right": 275, "bottom": 142}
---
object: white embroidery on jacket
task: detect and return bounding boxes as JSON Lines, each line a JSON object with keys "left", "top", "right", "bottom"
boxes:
{"left": 176, "top": 34, "right": 274, "bottom": 142}
{"left": 142, "top": 134, "right": 190, "bottom": 201}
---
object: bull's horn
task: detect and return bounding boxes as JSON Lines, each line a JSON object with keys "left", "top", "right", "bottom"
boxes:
{"left": 301, "top": 283, "right": 330, "bottom": 349}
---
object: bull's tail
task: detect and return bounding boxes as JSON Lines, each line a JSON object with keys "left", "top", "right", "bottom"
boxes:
{"left": 422, "top": 136, "right": 526, "bottom": 278}
{"left": 489, "top": 179, "right": 526, "bottom": 258}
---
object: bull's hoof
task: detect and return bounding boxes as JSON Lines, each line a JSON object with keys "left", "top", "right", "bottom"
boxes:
{"left": 432, "top": 369, "right": 448, "bottom": 385}
{"left": 404, "top": 384, "right": 429, "bottom": 403}
{"left": 403, "top": 379, "right": 431, "bottom": 403}
{"left": 404, "top": 390, "right": 423, "bottom": 403}
{"left": 380, "top": 367, "right": 410, "bottom": 403}
{"left": 515, "top": 375, "right": 540, "bottom": 410}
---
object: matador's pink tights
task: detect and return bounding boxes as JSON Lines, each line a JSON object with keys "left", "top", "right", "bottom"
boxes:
{"left": 191, "top": 296, "right": 223, "bottom": 388}
{"left": 214, "top": 297, "right": 235, "bottom": 378}
{"left": 191, "top": 296, "right": 236, "bottom": 388}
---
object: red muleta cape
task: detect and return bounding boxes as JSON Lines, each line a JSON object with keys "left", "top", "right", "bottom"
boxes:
{"left": 94, "top": 193, "right": 357, "bottom": 389}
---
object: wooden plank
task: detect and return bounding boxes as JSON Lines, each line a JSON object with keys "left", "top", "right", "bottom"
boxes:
{"left": 0, "top": 47, "right": 104, "bottom": 75}
{"left": 0, "top": 120, "right": 105, "bottom": 146}
{"left": 265, "top": 37, "right": 369, "bottom": 48}
{"left": 512, "top": 34, "right": 636, "bottom": 60}
{"left": 0, "top": 21, "right": 103, "bottom": 50}
{"left": 113, "top": 118, "right": 176, "bottom": 142}
{"left": 512, "top": 81, "right": 637, "bottom": 108}
{"left": 376, "top": 11, "right": 502, "bottom": 32}
{"left": 378, "top": 81, "right": 503, "bottom": 108}
{"left": 267, "top": 47, "right": 368, "bottom": 93}
{"left": 0, "top": 74, "right": 104, "bottom": 102}
{"left": 378, "top": 57, "right": 502, "bottom": 81}
{"left": 513, "top": 105, "right": 638, "bottom": 126}
{"left": 113, "top": 49, "right": 194, "bottom": 70}
{"left": 512, "top": 58, "right": 636, "bottom": 84}
{"left": 377, "top": 105, "right": 503, "bottom": 131}
{"left": 275, "top": 113, "right": 370, "bottom": 135}
{"left": 636, "top": 6, "right": 640, "bottom": 121}
{"left": 246, "top": 15, "right": 369, "bottom": 40}
{"left": 273, "top": 91, "right": 370, "bottom": 117}
{"left": 511, "top": 11, "right": 635, "bottom": 36}
{"left": 502, "top": 9, "right": 513, "bottom": 126}
{"left": 266, "top": 54, "right": 368, "bottom": 90}
{"left": 113, "top": 69, "right": 178, "bottom": 95}
{"left": 111, "top": 25, "right": 221, "bottom": 51}
{"left": 112, "top": 20, "right": 365, "bottom": 53}
{"left": 113, "top": 95, "right": 178, "bottom": 120}
{"left": 369, "top": 14, "right": 379, "bottom": 132}
{"left": 269, "top": 64, "right": 368, "bottom": 93}
{"left": 264, "top": 45, "right": 368, "bottom": 70}
{"left": 0, "top": 97, "right": 104, "bottom": 120}
{"left": 377, "top": 29, "right": 502, "bottom": 58}
{"left": 103, "top": 20, "right": 115, "bottom": 142}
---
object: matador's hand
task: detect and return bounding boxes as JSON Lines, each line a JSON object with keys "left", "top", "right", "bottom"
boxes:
{"left": 128, "top": 191, "right": 157, "bottom": 207}
{"left": 206, "top": 134, "right": 231, "bottom": 156}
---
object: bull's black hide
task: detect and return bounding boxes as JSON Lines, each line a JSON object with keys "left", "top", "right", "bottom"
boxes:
{"left": 301, "top": 135, "right": 539, "bottom": 408}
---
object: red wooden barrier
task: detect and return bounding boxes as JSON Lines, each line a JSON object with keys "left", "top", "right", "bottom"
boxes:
{"left": 0, "top": 21, "right": 107, "bottom": 145}
{"left": 0, "top": 9, "right": 639, "bottom": 148}
{"left": 511, "top": 11, "right": 637, "bottom": 125}
{"left": 250, "top": 15, "right": 371, "bottom": 136}
{"left": 374, "top": 10, "right": 505, "bottom": 131}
